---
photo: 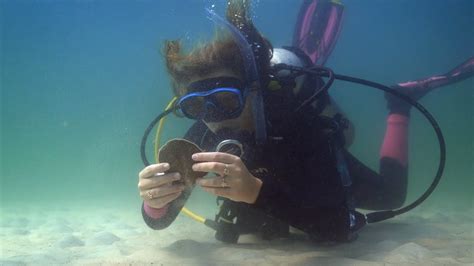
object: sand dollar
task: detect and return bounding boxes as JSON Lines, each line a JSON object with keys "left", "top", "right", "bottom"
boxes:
{"left": 158, "top": 138, "right": 206, "bottom": 189}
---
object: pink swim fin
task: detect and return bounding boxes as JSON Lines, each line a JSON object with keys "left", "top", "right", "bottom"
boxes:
{"left": 293, "top": 0, "right": 345, "bottom": 66}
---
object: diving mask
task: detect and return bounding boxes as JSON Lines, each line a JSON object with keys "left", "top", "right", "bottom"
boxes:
{"left": 177, "top": 77, "right": 248, "bottom": 122}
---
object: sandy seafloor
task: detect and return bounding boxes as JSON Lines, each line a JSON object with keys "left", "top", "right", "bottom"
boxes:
{"left": 1, "top": 200, "right": 473, "bottom": 266}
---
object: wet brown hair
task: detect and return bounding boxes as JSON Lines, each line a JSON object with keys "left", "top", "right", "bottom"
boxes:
{"left": 163, "top": 0, "right": 272, "bottom": 97}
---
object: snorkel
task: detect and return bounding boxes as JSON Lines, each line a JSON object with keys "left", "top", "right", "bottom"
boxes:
{"left": 140, "top": 7, "right": 268, "bottom": 165}
{"left": 206, "top": 7, "right": 267, "bottom": 145}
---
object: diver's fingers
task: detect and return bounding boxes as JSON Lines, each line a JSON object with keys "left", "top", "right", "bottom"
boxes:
{"left": 139, "top": 163, "right": 170, "bottom": 179}
{"left": 196, "top": 176, "right": 233, "bottom": 188}
{"left": 192, "top": 152, "right": 238, "bottom": 164}
{"left": 145, "top": 191, "right": 182, "bottom": 209}
{"left": 138, "top": 172, "right": 181, "bottom": 191}
{"left": 141, "top": 184, "right": 185, "bottom": 200}
{"left": 192, "top": 162, "right": 234, "bottom": 177}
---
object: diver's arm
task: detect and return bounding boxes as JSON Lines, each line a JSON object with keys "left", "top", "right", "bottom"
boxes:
{"left": 141, "top": 201, "right": 185, "bottom": 230}
{"left": 141, "top": 121, "right": 207, "bottom": 230}
{"left": 139, "top": 166, "right": 185, "bottom": 230}
{"left": 319, "top": 96, "right": 355, "bottom": 147}
{"left": 143, "top": 203, "right": 169, "bottom": 219}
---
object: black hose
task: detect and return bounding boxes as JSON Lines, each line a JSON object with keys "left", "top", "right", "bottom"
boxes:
{"left": 275, "top": 63, "right": 446, "bottom": 223}
{"left": 332, "top": 73, "right": 446, "bottom": 223}
{"left": 140, "top": 64, "right": 446, "bottom": 223}
{"left": 140, "top": 107, "right": 176, "bottom": 166}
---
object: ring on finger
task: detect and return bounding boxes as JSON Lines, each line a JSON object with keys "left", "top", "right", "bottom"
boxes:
{"left": 147, "top": 190, "right": 153, "bottom": 200}
{"left": 221, "top": 176, "right": 228, "bottom": 188}
{"left": 223, "top": 164, "right": 230, "bottom": 176}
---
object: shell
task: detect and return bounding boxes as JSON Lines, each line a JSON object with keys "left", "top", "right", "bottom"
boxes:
{"left": 158, "top": 138, "right": 206, "bottom": 189}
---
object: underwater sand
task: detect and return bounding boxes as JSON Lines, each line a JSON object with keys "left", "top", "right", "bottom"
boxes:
{"left": 1, "top": 200, "right": 473, "bottom": 266}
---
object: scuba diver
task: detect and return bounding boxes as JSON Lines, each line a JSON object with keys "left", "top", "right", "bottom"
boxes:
{"left": 137, "top": 0, "right": 474, "bottom": 243}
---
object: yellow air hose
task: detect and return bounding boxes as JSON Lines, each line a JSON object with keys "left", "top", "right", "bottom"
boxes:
{"left": 154, "top": 97, "right": 207, "bottom": 225}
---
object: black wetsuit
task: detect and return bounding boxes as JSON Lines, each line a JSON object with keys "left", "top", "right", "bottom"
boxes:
{"left": 142, "top": 83, "right": 408, "bottom": 242}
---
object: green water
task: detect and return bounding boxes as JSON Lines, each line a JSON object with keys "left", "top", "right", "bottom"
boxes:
{"left": 1, "top": 0, "right": 473, "bottom": 221}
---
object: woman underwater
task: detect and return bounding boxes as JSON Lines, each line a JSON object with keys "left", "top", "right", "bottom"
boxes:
{"left": 137, "top": 0, "right": 473, "bottom": 242}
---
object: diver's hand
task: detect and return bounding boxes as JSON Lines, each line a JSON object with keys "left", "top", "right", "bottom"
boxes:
{"left": 138, "top": 163, "right": 185, "bottom": 209}
{"left": 192, "top": 152, "right": 262, "bottom": 204}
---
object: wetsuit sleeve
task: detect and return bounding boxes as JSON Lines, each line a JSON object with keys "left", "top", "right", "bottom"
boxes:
{"left": 141, "top": 201, "right": 183, "bottom": 230}
{"left": 143, "top": 203, "right": 169, "bottom": 219}
{"left": 251, "top": 155, "right": 302, "bottom": 215}
{"left": 141, "top": 121, "right": 207, "bottom": 230}
{"left": 251, "top": 173, "right": 285, "bottom": 214}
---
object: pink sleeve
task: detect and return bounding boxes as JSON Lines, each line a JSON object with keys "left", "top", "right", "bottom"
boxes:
{"left": 143, "top": 203, "right": 169, "bottom": 219}
{"left": 380, "top": 114, "right": 409, "bottom": 167}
